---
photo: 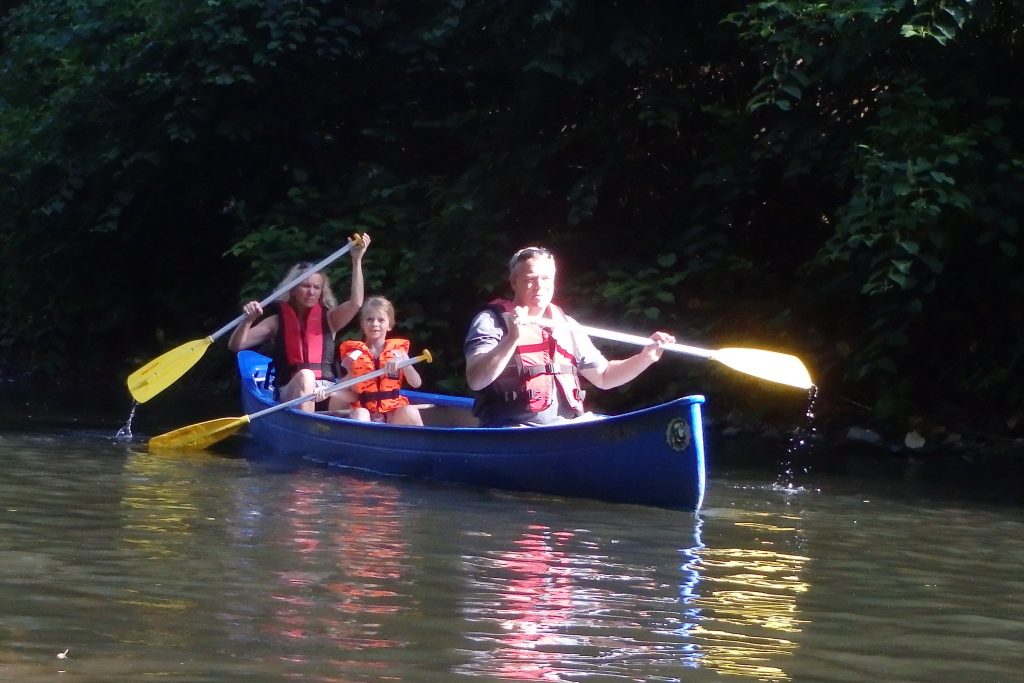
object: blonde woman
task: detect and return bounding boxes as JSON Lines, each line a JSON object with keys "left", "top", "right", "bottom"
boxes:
{"left": 228, "top": 233, "right": 371, "bottom": 411}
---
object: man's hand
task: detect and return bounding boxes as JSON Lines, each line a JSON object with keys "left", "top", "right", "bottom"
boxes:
{"left": 645, "top": 331, "right": 676, "bottom": 361}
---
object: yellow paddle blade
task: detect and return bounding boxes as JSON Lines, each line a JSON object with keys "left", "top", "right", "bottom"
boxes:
{"left": 149, "top": 415, "right": 251, "bottom": 451}
{"left": 127, "top": 336, "right": 214, "bottom": 403}
{"left": 711, "top": 348, "right": 814, "bottom": 390}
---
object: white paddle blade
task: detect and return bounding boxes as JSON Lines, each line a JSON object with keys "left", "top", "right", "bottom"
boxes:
{"left": 711, "top": 348, "right": 814, "bottom": 390}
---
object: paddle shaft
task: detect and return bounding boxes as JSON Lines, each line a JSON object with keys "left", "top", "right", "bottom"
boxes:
{"left": 524, "top": 316, "right": 813, "bottom": 389}
{"left": 248, "top": 353, "right": 430, "bottom": 421}
{"left": 208, "top": 239, "right": 358, "bottom": 342}
{"left": 524, "top": 317, "right": 714, "bottom": 359}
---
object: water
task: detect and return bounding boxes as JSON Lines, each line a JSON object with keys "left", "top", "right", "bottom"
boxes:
{"left": 2, "top": 427, "right": 1023, "bottom": 682}
{"left": 113, "top": 401, "right": 137, "bottom": 442}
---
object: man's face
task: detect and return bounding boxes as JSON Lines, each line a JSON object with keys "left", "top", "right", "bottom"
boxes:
{"left": 510, "top": 255, "right": 556, "bottom": 312}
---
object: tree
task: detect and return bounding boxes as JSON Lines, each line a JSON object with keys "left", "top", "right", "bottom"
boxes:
{"left": 3, "top": 0, "right": 1023, "bottom": 440}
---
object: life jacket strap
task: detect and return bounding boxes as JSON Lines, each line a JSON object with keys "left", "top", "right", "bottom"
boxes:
{"left": 357, "top": 389, "right": 401, "bottom": 403}
{"left": 496, "top": 388, "right": 542, "bottom": 403}
{"left": 294, "top": 361, "right": 335, "bottom": 376}
{"left": 519, "top": 363, "right": 578, "bottom": 379}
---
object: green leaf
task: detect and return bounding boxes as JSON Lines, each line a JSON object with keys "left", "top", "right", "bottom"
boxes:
{"left": 898, "top": 240, "right": 919, "bottom": 255}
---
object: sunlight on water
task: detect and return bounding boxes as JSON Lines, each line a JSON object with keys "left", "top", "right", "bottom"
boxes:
{"left": 452, "top": 508, "right": 812, "bottom": 682}
{"left": 116, "top": 449, "right": 226, "bottom": 629}
{"left": 674, "top": 514, "right": 809, "bottom": 681}
{"left": 120, "top": 450, "right": 206, "bottom": 560}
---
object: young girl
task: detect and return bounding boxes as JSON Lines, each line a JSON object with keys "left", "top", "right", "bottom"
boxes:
{"left": 338, "top": 296, "right": 424, "bottom": 425}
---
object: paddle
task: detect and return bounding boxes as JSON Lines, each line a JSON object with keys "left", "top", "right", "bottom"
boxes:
{"left": 525, "top": 317, "right": 813, "bottom": 390}
{"left": 127, "top": 236, "right": 363, "bottom": 403}
{"left": 148, "top": 349, "right": 433, "bottom": 451}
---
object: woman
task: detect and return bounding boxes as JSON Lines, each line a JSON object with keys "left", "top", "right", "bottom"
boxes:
{"left": 227, "top": 233, "right": 371, "bottom": 412}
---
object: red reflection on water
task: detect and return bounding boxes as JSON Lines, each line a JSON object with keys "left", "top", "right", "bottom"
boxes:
{"left": 487, "top": 524, "right": 577, "bottom": 681}
{"left": 325, "top": 478, "right": 407, "bottom": 616}
{"left": 263, "top": 477, "right": 409, "bottom": 655}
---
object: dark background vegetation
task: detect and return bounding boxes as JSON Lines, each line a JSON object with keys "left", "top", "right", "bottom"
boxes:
{"left": 2, "top": 0, "right": 1022, "bottom": 450}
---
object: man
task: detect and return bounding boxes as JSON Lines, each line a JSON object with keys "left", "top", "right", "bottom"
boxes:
{"left": 464, "top": 246, "right": 675, "bottom": 427}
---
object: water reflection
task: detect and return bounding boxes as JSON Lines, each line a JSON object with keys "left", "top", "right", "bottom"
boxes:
{"left": 7, "top": 429, "right": 1024, "bottom": 681}
{"left": 458, "top": 505, "right": 809, "bottom": 681}
{"left": 678, "top": 513, "right": 809, "bottom": 680}
{"left": 117, "top": 451, "right": 413, "bottom": 672}
{"left": 120, "top": 449, "right": 209, "bottom": 561}
{"left": 462, "top": 524, "right": 579, "bottom": 680}
{"left": 272, "top": 477, "right": 410, "bottom": 650}
{"left": 118, "top": 449, "right": 212, "bottom": 625}
{"left": 223, "top": 472, "right": 414, "bottom": 675}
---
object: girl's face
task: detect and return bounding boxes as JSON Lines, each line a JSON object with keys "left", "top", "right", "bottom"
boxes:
{"left": 361, "top": 307, "right": 392, "bottom": 341}
{"left": 290, "top": 274, "right": 324, "bottom": 310}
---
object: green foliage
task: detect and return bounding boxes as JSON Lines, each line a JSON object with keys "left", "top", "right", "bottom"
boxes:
{"left": 2, "top": 0, "right": 1023, "bottom": 437}
{"left": 717, "top": 0, "right": 1024, "bottom": 431}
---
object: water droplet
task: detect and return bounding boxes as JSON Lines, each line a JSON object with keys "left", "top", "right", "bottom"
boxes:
{"left": 776, "top": 384, "right": 819, "bottom": 487}
{"left": 113, "top": 401, "right": 137, "bottom": 442}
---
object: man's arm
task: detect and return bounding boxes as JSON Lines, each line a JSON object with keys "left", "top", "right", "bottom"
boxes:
{"left": 578, "top": 331, "right": 673, "bottom": 389}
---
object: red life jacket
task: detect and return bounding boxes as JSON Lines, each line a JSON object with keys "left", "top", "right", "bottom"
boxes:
{"left": 338, "top": 338, "right": 411, "bottom": 414}
{"left": 274, "top": 302, "right": 335, "bottom": 385}
{"left": 486, "top": 299, "right": 585, "bottom": 415}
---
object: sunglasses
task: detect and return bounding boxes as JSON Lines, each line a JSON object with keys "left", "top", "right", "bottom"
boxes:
{"left": 508, "top": 246, "right": 553, "bottom": 272}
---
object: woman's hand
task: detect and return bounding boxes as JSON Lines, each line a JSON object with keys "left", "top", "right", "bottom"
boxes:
{"left": 351, "top": 233, "right": 371, "bottom": 261}
{"left": 241, "top": 300, "right": 263, "bottom": 322}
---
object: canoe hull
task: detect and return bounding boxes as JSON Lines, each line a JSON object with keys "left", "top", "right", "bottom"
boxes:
{"left": 238, "top": 351, "right": 706, "bottom": 510}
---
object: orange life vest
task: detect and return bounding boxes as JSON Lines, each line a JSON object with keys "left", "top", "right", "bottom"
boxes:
{"left": 274, "top": 302, "right": 335, "bottom": 385}
{"left": 485, "top": 299, "right": 585, "bottom": 415}
{"left": 338, "top": 338, "right": 411, "bottom": 414}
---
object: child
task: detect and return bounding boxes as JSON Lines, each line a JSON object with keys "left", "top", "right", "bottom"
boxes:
{"left": 338, "top": 296, "right": 424, "bottom": 425}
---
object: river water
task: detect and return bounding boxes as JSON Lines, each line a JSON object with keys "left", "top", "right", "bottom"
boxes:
{"left": 1, "top": 424, "right": 1022, "bottom": 682}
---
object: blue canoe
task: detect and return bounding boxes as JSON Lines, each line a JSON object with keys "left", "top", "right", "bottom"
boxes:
{"left": 237, "top": 350, "right": 707, "bottom": 511}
